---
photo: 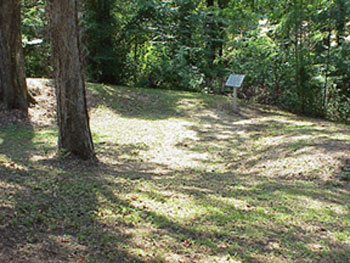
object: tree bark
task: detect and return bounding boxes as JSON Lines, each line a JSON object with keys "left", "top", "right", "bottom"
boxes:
{"left": 206, "top": 0, "right": 215, "bottom": 63}
{"left": 0, "top": 0, "right": 28, "bottom": 112}
{"left": 217, "top": 0, "right": 228, "bottom": 57}
{"left": 207, "top": 0, "right": 214, "bottom": 6}
{"left": 47, "top": 0, "right": 95, "bottom": 160}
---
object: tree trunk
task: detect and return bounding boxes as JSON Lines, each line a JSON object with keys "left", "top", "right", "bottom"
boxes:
{"left": 83, "top": 0, "right": 118, "bottom": 84}
{"left": 0, "top": 0, "right": 28, "bottom": 112}
{"left": 217, "top": 0, "right": 228, "bottom": 57}
{"left": 207, "top": 0, "right": 214, "bottom": 6}
{"left": 206, "top": 0, "right": 215, "bottom": 64}
{"left": 47, "top": 0, "right": 95, "bottom": 160}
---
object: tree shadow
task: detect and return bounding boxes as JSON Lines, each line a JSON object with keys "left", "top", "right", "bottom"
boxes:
{"left": 128, "top": 169, "right": 350, "bottom": 262}
{"left": 0, "top": 125, "right": 147, "bottom": 263}
{"left": 2, "top": 86, "right": 350, "bottom": 262}
{"left": 179, "top": 108, "right": 350, "bottom": 180}
{"left": 86, "top": 83, "right": 241, "bottom": 121}
{"left": 1, "top": 124, "right": 350, "bottom": 262}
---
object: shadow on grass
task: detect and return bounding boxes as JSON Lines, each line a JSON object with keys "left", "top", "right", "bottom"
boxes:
{"left": 181, "top": 113, "right": 350, "bottom": 179}
{"left": 1, "top": 86, "right": 350, "bottom": 262}
{"left": 128, "top": 170, "right": 350, "bottom": 263}
{"left": 86, "top": 83, "right": 350, "bottom": 261}
{"left": 1, "top": 126, "right": 350, "bottom": 262}
{"left": 87, "top": 83, "right": 235, "bottom": 121}
{"left": 0, "top": 125, "right": 145, "bottom": 263}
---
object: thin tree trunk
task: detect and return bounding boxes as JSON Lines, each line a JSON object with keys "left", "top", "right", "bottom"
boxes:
{"left": 207, "top": 0, "right": 214, "bottom": 7}
{"left": 217, "top": 0, "right": 228, "bottom": 58}
{"left": 206, "top": 0, "right": 215, "bottom": 64}
{"left": 323, "top": 29, "right": 331, "bottom": 111}
{"left": 294, "top": 0, "right": 304, "bottom": 113}
{"left": 0, "top": 0, "right": 28, "bottom": 112}
{"left": 48, "top": 0, "right": 95, "bottom": 160}
{"left": 205, "top": 0, "right": 216, "bottom": 89}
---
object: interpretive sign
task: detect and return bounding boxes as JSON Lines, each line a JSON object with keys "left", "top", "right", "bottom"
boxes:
{"left": 225, "top": 74, "right": 246, "bottom": 112}
{"left": 225, "top": 74, "right": 245, "bottom": 88}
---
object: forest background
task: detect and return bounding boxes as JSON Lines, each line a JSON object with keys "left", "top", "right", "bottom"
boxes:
{"left": 23, "top": 0, "right": 350, "bottom": 122}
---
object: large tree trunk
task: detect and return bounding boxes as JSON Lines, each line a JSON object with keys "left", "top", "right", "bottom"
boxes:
{"left": 47, "top": 0, "right": 95, "bottom": 160}
{"left": 0, "top": 0, "right": 28, "bottom": 112}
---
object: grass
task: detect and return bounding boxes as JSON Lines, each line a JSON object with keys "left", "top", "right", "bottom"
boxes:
{"left": 1, "top": 79, "right": 350, "bottom": 263}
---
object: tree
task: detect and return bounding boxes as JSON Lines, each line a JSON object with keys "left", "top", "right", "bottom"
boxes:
{"left": 205, "top": 0, "right": 228, "bottom": 90}
{"left": 22, "top": 0, "right": 50, "bottom": 78}
{"left": 47, "top": 0, "right": 95, "bottom": 160}
{"left": 0, "top": 0, "right": 28, "bottom": 112}
{"left": 82, "top": 0, "right": 121, "bottom": 84}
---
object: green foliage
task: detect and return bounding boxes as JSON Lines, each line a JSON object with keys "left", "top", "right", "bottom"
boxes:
{"left": 141, "top": 44, "right": 206, "bottom": 91}
{"left": 20, "top": 0, "right": 350, "bottom": 121}
{"left": 340, "top": 167, "right": 350, "bottom": 181}
{"left": 325, "top": 41, "right": 350, "bottom": 122}
{"left": 222, "top": 0, "right": 350, "bottom": 120}
{"left": 81, "top": 0, "right": 228, "bottom": 92}
{"left": 22, "top": 0, "right": 50, "bottom": 77}
{"left": 82, "top": 0, "right": 124, "bottom": 84}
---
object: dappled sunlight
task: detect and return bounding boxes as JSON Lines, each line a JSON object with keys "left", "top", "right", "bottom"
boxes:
{"left": 243, "top": 148, "right": 339, "bottom": 180}
{"left": 91, "top": 108, "right": 213, "bottom": 170}
{"left": 175, "top": 97, "right": 205, "bottom": 112}
{"left": 56, "top": 80, "right": 350, "bottom": 181}
{"left": 207, "top": 195, "right": 251, "bottom": 211}
{"left": 297, "top": 195, "right": 347, "bottom": 216}
{"left": 124, "top": 186, "right": 209, "bottom": 223}
{"left": 0, "top": 181, "right": 22, "bottom": 211}
{"left": 27, "top": 78, "right": 56, "bottom": 127}
{"left": 90, "top": 165, "right": 348, "bottom": 262}
{"left": 0, "top": 154, "right": 12, "bottom": 164}
{"left": 29, "top": 153, "right": 55, "bottom": 162}
{"left": 1, "top": 80, "right": 350, "bottom": 263}
{"left": 0, "top": 157, "right": 29, "bottom": 173}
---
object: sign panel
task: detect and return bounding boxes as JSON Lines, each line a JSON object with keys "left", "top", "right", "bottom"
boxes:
{"left": 225, "top": 74, "right": 245, "bottom": 88}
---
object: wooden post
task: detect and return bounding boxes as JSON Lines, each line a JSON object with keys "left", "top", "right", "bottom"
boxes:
{"left": 233, "top": 88, "right": 237, "bottom": 112}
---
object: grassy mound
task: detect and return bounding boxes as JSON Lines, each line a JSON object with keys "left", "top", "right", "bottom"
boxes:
{"left": 1, "top": 79, "right": 350, "bottom": 263}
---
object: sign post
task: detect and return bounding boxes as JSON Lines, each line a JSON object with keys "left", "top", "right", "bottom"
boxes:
{"left": 233, "top": 87, "right": 238, "bottom": 112}
{"left": 225, "top": 74, "right": 245, "bottom": 112}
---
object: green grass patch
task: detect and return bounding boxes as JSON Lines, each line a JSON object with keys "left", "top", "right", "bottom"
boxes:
{"left": 1, "top": 81, "right": 350, "bottom": 263}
